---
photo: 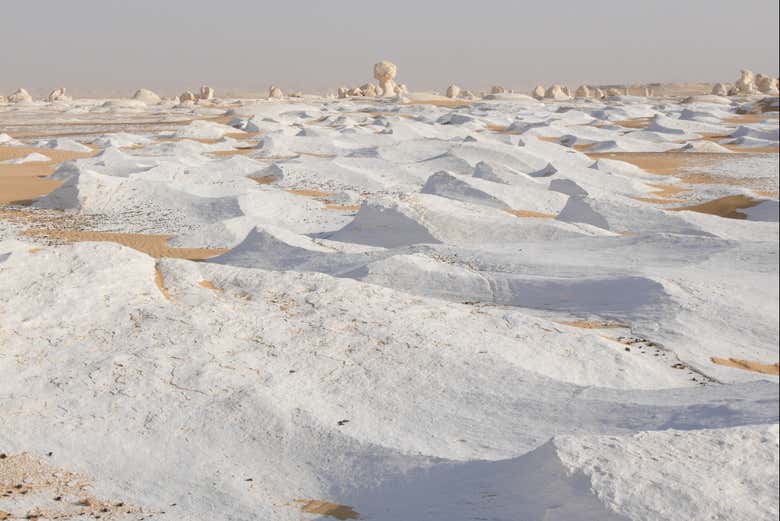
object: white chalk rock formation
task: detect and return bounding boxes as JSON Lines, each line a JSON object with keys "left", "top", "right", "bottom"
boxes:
{"left": 755, "top": 74, "right": 779, "bottom": 95}
{"left": 179, "top": 91, "right": 197, "bottom": 102}
{"left": 349, "top": 87, "right": 364, "bottom": 97}
{"left": 531, "top": 85, "right": 545, "bottom": 100}
{"left": 606, "top": 87, "right": 623, "bottom": 97}
{"left": 0, "top": 95, "right": 6, "bottom": 104}
{"left": 373, "top": 60, "right": 398, "bottom": 97}
{"left": 544, "top": 84, "right": 569, "bottom": 100}
{"left": 47, "top": 87, "right": 69, "bottom": 102}
{"left": 490, "top": 85, "right": 506, "bottom": 94}
{"left": 8, "top": 88, "right": 33, "bottom": 103}
{"left": 446, "top": 84, "right": 461, "bottom": 99}
{"left": 711, "top": 83, "right": 729, "bottom": 97}
{"left": 360, "top": 83, "right": 379, "bottom": 97}
{"left": 394, "top": 83, "right": 408, "bottom": 95}
{"left": 269, "top": 86, "right": 284, "bottom": 99}
{"left": 735, "top": 70, "right": 756, "bottom": 94}
{"left": 199, "top": 86, "right": 215, "bottom": 100}
{"left": 133, "top": 88, "right": 161, "bottom": 104}
{"left": 574, "top": 85, "right": 591, "bottom": 98}
{"left": 337, "top": 87, "right": 349, "bottom": 99}
{"left": 642, "top": 86, "right": 653, "bottom": 97}
{"left": 593, "top": 88, "right": 605, "bottom": 99}
{"left": 562, "top": 85, "right": 571, "bottom": 97}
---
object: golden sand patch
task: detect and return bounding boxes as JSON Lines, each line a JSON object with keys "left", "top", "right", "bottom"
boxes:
{"left": 197, "top": 280, "right": 222, "bottom": 291}
{"left": 559, "top": 320, "right": 629, "bottom": 329}
{"left": 506, "top": 209, "right": 556, "bottom": 218}
{"left": 0, "top": 145, "right": 95, "bottom": 164}
{"left": 249, "top": 175, "right": 277, "bottom": 184}
{"left": 754, "top": 190, "right": 779, "bottom": 198}
{"left": 721, "top": 113, "right": 776, "bottom": 125}
{"left": 325, "top": 204, "right": 361, "bottom": 212}
{"left": 614, "top": 117, "right": 653, "bottom": 129}
{"left": 588, "top": 152, "right": 730, "bottom": 175}
{"left": 668, "top": 195, "right": 762, "bottom": 220}
{"left": 0, "top": 177, "right": 62, "bottom": 205}
{"left": 209, "top": 148, "right": 255, "bottom": 157}
{"left": 711, "top": 357, "right": 779, "bottom": 375}
{"left": 295, "top": 499, "right": 360, "bottom": 520}
{"left": 154, "top": 265, "right": 172, "bottom": 301}
{"left": 286, "top": 189, "right": 333, "bottom": 199}
{"left": 0, "top": 452, "right": 143, "bottom": 519}
{"left": 21, "top": 229, "right": 228, "bottom": 259}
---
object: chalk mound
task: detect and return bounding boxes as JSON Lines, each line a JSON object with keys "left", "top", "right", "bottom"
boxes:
{"left": 8, "top": 88, "right": 33, "bottom": 103}
{"left": 446, "top": 84, "right": 461, "bottom": 99}
{"left": 545, "top": 84, "right": 570, "bottom": 100}
{"left": 532, "top": 85, "right": 545, "bottom": 100}
{"left": 199, "top": 85, "right": 215, "bottom": 100}
{"left": 47, "top": 87, "right": 70, "bottom": 102}
{"left": 269, "top": 86, "right": 284, "bottom": 99}
{"left": 133, "top": 88, "right": 162, "bottom": 104}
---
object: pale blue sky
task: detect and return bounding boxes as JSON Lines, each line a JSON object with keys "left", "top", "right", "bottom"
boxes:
{"left": 2, "top": 0, "right": 778, "bottom": 96}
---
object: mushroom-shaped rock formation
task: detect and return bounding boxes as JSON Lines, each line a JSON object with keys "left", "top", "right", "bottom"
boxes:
{"left": 711, "top": 83, "right": 729, "bottom": 97}
{"left": 544, "top": 84, "right": 569, "bottom": 100}
{"left": 269, "top": 86, "right": 284, "bottom": 99}
{"left": 199, "top": 86, "right": 215, "bottom": 100}
{"left": 8, "top": 88, "right": 33, "bottom": 103}
{"left": 735, "top": 70, "right": 756, "bottom": 94}
{"left": 531, "top": 85, "right": 545, "bottom": 100}
{"left": 574, "top": 85, "right": 591, "bottom": 98}
{"left": 133, "top": 88, "right": 162, "bottom": 104}
{"left": 446, "top": 84, "right": 461, "bottom": 99}
{"left": 373, "top": 60, "right": 398, "bottom": 97}
{"left": 47, "top": 87, "right": 69, "bottom": 102}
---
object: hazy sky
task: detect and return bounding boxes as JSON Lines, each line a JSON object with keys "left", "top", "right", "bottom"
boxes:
{"left": 2, "top": 0, "right": 778, "bottom": 96}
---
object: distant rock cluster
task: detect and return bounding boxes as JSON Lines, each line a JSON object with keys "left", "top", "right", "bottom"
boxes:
{"left": 711, "top": 70, "right": 779, "bottom": 97}
{"left": 335, "top": 60, "right": 408, "bottom": 99}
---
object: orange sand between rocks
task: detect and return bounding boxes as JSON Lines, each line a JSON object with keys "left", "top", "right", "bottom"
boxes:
{"left": 669, "top": 195, "right": 762, "bottom": 220}
{"left": 295, "top": 499, "right": 360, "bottom": 520}
{"left": 1, "top": 145, "right": 96, "bottom": 204}
{"left": 711, "top": 357, "right": 779, "bottom": 375}
{"left": 506, "top": 209, "right": 556, "bottom": 218}
{"left": 22, "top": 229, "right": 228, "bottom": 259}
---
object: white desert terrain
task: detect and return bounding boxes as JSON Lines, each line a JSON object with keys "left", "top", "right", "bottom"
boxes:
{"left": 1, "top": 69, "right": 779, "bottom": 520}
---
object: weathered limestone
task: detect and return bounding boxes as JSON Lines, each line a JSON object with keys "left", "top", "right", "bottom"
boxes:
{"left": 756, "top": 74, "right": 779, "bottom": 95}
{"left": 735, "top": 70, "right": 756, "bottom": 94}
{"left": 360, "top": 83, "right": 379, "bottom": 97}
{"left": 269, "top": 86, "right": 284, "bottom": 99}
{"left": 531, "top": 85, "right": 545, "bottom": 100}
{"left": 373, "top": 60, "right": 398, "bottom": 97}
{"left": 349, "top": 87, "right": 363, "bottom": 97}
{"left": 179, "top": 91, "right": 197, "bottom": 102}
{"left": 47, "top": 87, "right": 69, "bottom": 102}
{"left": 133, "top": 88, "right": 161, "bottom": 104}
{"left": 490, "top": 85, "right": 506, "bottom": 94}
{"left": 446, "top": 84, "right": 461, "bottom": 98}
{"left": 337, "top": 87, "right": 350, "bottom": 99}
{"left": 394, "top": 84, "right": 408, "bottom": 95}
{"left": 562, "top": 85, "right": 571, "bottom": 97}
{"left": 199, "top": 86, "right": 215, "bottom": 100}
{"left": 711, "top": 83, "right": 729, "bottom": 97}
{"left": 593, "top": 88, "right": 605, "bottom": 99}
{"left": 8, "top": 88, "right": 33, "bottom": 103}
{"left": 606, "top": 87, "right": 623, "bottom": 97}
{"left": 574, "top": 85, "right": 591, "bottom": 98}
{"left": 544, "top": 84, "right": 569, "bottom": 100}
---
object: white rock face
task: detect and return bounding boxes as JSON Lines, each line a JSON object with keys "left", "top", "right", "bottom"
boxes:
{"left": 374, "top": 60, "right": 398, "bottom": 97}
{"left": 593, "top": 88, "right": 606, "bottom": 99}
{"left": 8, "top": 88, "right": 33, "bottom": 103}
{"left": 269, "top": 86, "right": 284, "bottom": 99}
{"left": 642, "top": 86, "right": 653, "bottom": 97}
{"left": 545, "top": 84, "right": 569, "bottom": 100}
{"left": 179, "top": 91, "right": 197, "bottom": 102}
{"left": 446, "top": 85, "right": 461, "bottom": 99}
{"left": 360, "top": 83, "right": 379, "bottom": 97}
{"left": 199, "top": 86, "right": 216, "bottom": 100}
{"left": 531, "top": 85, "right": 545, "bottom": 100}
{"left": 133, "top": 88, "right": 162, "bottom": 104}
{"left": 490, "top": 85, "right": 506, "bottom": 94}
{"left": 606, "top": 87, "right": 623, "bottom": 97}
{"left": 394, "top": 83, "right": 408, "bottom": 95}
{"left": 349, "top": 87, "right": 363, "bottom": 97}
{"left": 711, "top": 83, "right": 730, "bottom": 97}
{"left": 0, "top": 95, "right": 6, "bottom": 104}
{"left": 756, "top": 74, "right": 779, "bottom": 95}
{"left": 575, "top": 85, "right": 591, "bottom": 98}
{"left": 735, "top": 70, "right": 756, "bottom": 94}
{"left": 337, "top": 87, "right": 349, "bottom": 99}
{"left": 47, "top": 87, "right": 69, "bottom": 102}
